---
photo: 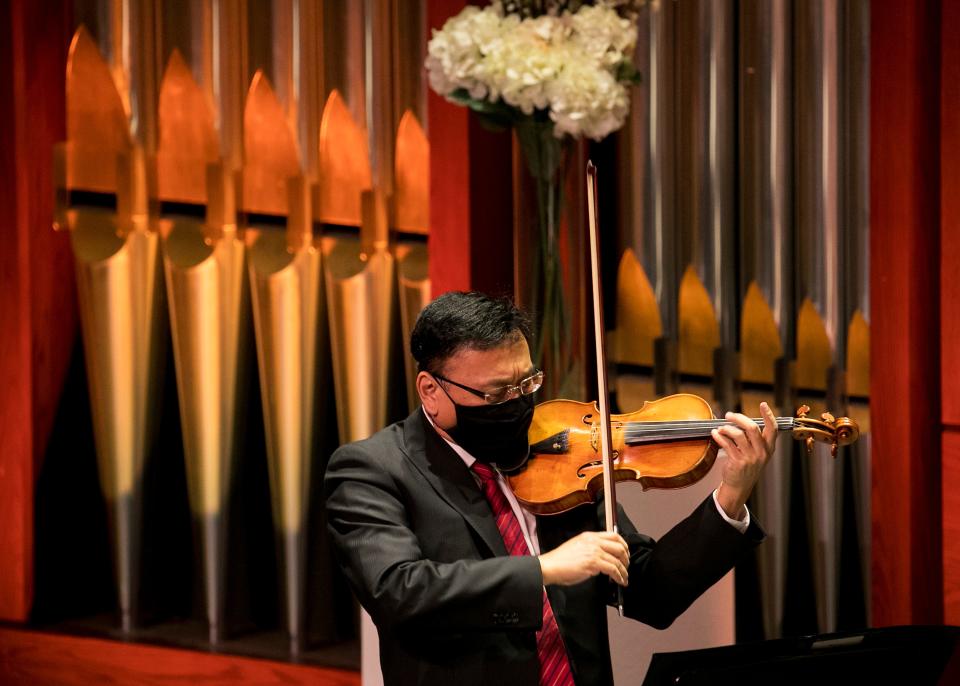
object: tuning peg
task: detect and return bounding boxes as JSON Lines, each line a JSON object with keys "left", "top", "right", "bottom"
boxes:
{"left": 821, "top": 411, "right": 836, "bottom": 424}
{"left": 797, "top": 405, "right": 811, "bottom": 418}
{"left": 806, "top": 436, "right": 815, "bottom": 453}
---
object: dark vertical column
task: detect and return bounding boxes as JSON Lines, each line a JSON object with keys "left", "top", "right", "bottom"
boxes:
{"left": 940, "top": 0, "right": 960, "bottom": 626}
{"left": 0, "top": 0, "right": 76, "bottom": 621}
{"left": 870, "top": 0, "right": 942, "bottom": 627}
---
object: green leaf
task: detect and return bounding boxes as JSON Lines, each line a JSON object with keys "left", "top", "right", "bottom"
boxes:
{"left": 447, "top": 88, "right": 519, "bottom": 130}
{"left": 616, "top": 60, "right": 643, "bottom": 85}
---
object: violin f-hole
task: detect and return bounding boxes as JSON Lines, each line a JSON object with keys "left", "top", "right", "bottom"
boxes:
{"left": 576, "top": 462, "right": 597, "bottom": 478}
{"left": 576, "top": 450, "right": 620, "bottom": 479}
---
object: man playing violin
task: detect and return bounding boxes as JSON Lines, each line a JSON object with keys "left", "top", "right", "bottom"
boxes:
{"left": 324, "top": 290, "right": 779, "bottom": 686}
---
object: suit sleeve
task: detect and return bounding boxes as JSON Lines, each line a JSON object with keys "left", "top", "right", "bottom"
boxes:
{"left": 324, "top": 443, "right": 544, "bottom": 635}
{"left": 610, "top": 495, "right": 764, "bottom": 629}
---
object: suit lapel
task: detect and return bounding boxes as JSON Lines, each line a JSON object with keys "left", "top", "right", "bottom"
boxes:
{"left": 403, "top": 410, "right": 507, "bottom": 557}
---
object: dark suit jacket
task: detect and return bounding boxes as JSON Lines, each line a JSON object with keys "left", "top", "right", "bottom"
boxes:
{"left": 324, "top": 410, "right": 764, "bottom": 686}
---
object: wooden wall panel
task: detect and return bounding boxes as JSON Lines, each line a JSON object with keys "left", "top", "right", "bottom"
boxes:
{"left": 20, "top": 0, "right": 76, "bottom": 460}
{"left": 942, "top": 0, "right": 960, "bottom": 626}
{"left": 943, "top": 0, "right": 960, "bottom": 428}
{"left": 0, "top": 0, "right": 76, "bottom": 622}
{"left": 0, "top": 0, "right": 34, "bottom": 622}
{"left": 0, "top": 628, "right": 359, "bottom": 686}
{"left": 870, "top": 0, "right": 943, "bottom": 627}
{"left": 945, "top": 431, "right": 960, "bottom": 624}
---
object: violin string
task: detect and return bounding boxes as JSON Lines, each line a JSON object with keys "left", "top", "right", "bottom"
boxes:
{"left": 622, "top": 419, "right": 794, "bottom": 428}
{"left": 621, "top": 417, "right": 795, "bottom": 438}
{"left": 620, "top": 422, "right": 793, "bottom": 429}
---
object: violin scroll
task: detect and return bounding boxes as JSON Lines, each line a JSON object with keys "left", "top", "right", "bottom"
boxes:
{"left": 792, "top": 405, "right": 860, "bottom": 457}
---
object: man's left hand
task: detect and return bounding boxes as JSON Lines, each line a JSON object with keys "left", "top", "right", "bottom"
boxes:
{"left": 712, "top": 402, "right": 778, "bottom": 521}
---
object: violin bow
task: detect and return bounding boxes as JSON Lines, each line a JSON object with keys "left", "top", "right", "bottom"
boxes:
{"left": 585, "top": 161, "right": 624, "bottom": 616}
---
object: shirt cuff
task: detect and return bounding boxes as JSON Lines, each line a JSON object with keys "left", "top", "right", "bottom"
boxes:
{"left": 713, "top": 488, "right": 750, "bottom": 534}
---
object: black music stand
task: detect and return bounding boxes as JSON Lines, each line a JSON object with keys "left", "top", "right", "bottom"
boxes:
{"left": 642, "top": 625, "right": 960, "bottom": 686}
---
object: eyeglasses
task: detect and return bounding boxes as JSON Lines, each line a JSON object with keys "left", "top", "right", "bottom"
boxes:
{"left": 433, "top": 369, "right": 544, "bottom": 405}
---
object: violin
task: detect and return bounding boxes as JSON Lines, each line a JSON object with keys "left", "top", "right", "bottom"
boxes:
{"left": 506, "top": 161, "right": 860, "bottom": 522}
{"left": 507, "top": 396, "right": 860, "bottom": 516}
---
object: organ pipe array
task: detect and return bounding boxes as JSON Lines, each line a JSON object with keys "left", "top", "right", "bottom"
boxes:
{"left": 614, "top": 0, "right": 870, "bottom": 639}
{"left": 55, "top": 0, "right": 430, "bottom": 650}
{"left": 51, "top": 0, "right": 869, "bottom": 655}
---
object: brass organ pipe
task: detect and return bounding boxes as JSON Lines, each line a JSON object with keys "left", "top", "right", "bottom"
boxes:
{"left": 618, "top": 0, "right": 678, "bottom": 339}
{"left": 392, "top": 0, "right": 427, "bottom": 126}
{"left": 795, "top": 0, "right": 843, "bottom": 636}
{"left": 298, "top": 0, "right": 325, "bottom": 178}
{"left": 386, "top": 0, "right": 430, "bottom": 412}
{"left": 269, "top": 0, "right": 324, "bottom": 178}
{"left": 842, "top": 2, "right": 870, "bottom": 336}
{"left": 645, "top": 0, "right": 677, "bottom": 344}
{"left": 86, "top": 0, "right": 161, "bottom": 150}
{"left": 247, "top": 179, "right": 324, "bottom": 653}
{"left": 69, "top": 150, "right": 163, "bottom": 634}
{"left": 677, "top": 0, "right": 736, "bottom": 351}
{"left": 321, "top": 0, "right": 367, "bottom": 128}
{"left": 318, "top": 2, "right": 392, "bottom": 445}
{"left": 740, "top": 0, "right": 793, "bottom": 356}
{"left": 61, "top": 9, "right": 165, "bottom": 634}
{"left": 245, "top": 0, "right": 331, "bottom": 652}
{"left": 366, "top": 0, "right": 395, "bottom": 193}
{"left": 841, "top": 0, "right": 871, "bottom": 628}
{"left": 162, "top": 164, "right": 248, "bottom": 645}
{"left": 795, "top": 0, "right": 841, "bottom": 357}
{"left": 154, "top": 0, "right": 248, "bottom": 647}
{"left": 619, "top": 0, "right": 678, "bottom": 394}
{"left": 211, "top": 0, "right": 248, "bottom": 173}
{"left": 613, "top": 3, "right": 668, "bottom": 372}
{"left": 739, "top": 0, "right": 793, "bottom": 639}
{"left": 127, "top": 0, "right": 161, "bottom": 152}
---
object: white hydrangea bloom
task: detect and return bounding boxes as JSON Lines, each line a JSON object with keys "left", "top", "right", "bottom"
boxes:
{"left": 425, "top": 1, "right": 639, "bottom": 140}
{"left": 570, "top": 5, "right": 637, "bottom": 69}
{"left": 486, "top": 15, "right": 569, "bottom": 113}
{"left": 548, "top": 55, "right": 630, "bottom": 139}
{"left": 425, "top": 5, "right": 505, "bottom": 99}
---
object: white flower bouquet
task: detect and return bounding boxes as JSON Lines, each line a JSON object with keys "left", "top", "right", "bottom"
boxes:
{"left": 426, "top": 0, "right": 642, "bottom": 141}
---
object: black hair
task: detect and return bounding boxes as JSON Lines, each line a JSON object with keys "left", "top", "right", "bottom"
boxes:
{"left": 410, "top": 291, "right": 533, "bottom": 374}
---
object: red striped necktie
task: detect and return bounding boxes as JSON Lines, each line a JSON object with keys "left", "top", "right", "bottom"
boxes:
{"left": 471, "top": 461, "right": 576, "bottom": 686}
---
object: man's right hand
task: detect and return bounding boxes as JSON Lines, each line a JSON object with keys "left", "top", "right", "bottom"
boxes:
{"left": 539, "top": 531, "right": 630, "bottom": 587}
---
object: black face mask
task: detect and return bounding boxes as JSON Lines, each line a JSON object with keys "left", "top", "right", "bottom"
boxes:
{"left": 444, "top": 393, "right": 535, "bottom": 471}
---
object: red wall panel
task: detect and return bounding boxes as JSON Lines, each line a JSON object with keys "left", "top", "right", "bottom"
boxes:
{"left": 0, "top": 1, "right": 77, "bottom": 620}
{"left": 943, "top": 0, "right": 960, "bottom": 428}
{"left": 426, "top": 0, "right": 514, "bottom": 298}
{"left": 942, "top": 0, "right": 960, "bottom": 625}
{"left": 945, "top": 432, "right": 960, "bottom": 624}
{"left": 0, "top": 0, "right": 76, "bottom": 621}
{"left": 0, "top": 0, "right": 34, "bottom": 622}
{"left": 870, "top": 0, "right": 943, "bottom": 627}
